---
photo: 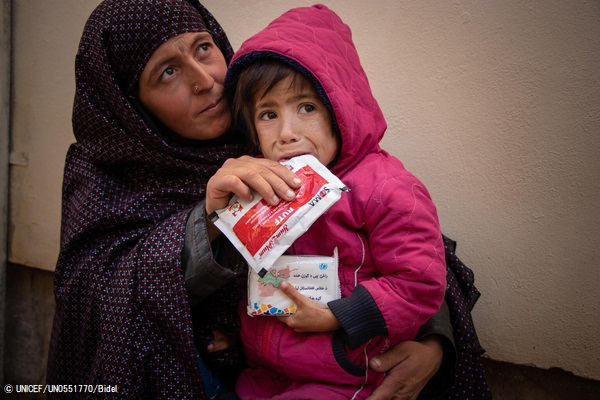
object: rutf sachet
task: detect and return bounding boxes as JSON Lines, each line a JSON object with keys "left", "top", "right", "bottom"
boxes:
{"left": 209, "top": 155, "right": 348, "bottom": 277}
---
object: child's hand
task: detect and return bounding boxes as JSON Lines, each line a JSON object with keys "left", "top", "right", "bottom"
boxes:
{"left": 205, "top": 156, "right": 302, "bottom": 214}
{"left": 207, "top": 328, "right": 235, "bottom": 353}
{"left": 276, "top": 281, "right": 340, "bottom": 333}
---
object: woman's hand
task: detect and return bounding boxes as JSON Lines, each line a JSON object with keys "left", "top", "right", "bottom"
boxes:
{"left": 205, "top": 156, "right": 302, "bottom": 214}
{"left": 276, "top": 281, "right": 340, "bottom": 333}
{"left": 366, "top": 336, "right": 443, "bottom": 400}
{"left": 206, "top": 328, "right": 235, "bottom": 353}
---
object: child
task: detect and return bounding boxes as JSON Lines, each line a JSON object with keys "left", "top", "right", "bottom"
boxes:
{"left": 225, "top": 5, "right": 447, "bottom": 399}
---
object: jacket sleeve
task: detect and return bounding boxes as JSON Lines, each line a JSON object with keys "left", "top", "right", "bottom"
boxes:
{"left": 328, "top": 289, "right": 457, "bottom": 397}
{"left": 328, "top": 284, "right": 388, "bottom": 349}
{"left": 362, "top": 170, "right": 446, "bottom": 343}
{"left": 183, "top": 201, "right": 248, "bottom": 372}
{"left": 330, "top": 165, "right": 447, "bottom": 347}
{"left": 416, "top": 301, "right": 457, "bottom": 399}
{"left": 182, "top": 200, "right": 247, "bottom": 305}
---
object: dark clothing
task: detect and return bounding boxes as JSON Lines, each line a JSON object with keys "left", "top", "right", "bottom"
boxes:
{"left": 433, "top": 235, "right": 492, "bottom": 399}
{"left": 46, "top": 1, "right": 245, "bottom": 398}
{"left": 417, "top": 301, "right": 457, "bottom": 399}
{"left": 415, "top": 235, "right": 491, "bottom": 399}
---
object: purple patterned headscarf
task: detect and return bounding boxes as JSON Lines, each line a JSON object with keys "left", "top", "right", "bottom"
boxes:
{"left": 47, "top": 1, "right": 244, "bottom": 398}
{"left": 73, "top": 0, "right": 239, "bottom": 166}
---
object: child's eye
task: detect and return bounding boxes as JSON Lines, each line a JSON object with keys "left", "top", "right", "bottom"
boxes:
{"left": 299, "top": 104, "right": 316, "bottom": 114}
{"left": 259, "top": 111, "right": 277, "bottom": 120}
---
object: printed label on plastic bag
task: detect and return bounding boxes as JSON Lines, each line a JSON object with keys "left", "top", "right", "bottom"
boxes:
{"left": 248, "top": 249, "right": 340, "bottom": 316}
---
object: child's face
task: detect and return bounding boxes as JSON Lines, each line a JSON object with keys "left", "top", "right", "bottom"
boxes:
{"left": 253, "top": 75, "right": 338, "bottom": 165}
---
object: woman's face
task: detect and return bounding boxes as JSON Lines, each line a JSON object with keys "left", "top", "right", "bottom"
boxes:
{"left": 138, "top": 32, "right": 231, "bottom": 140}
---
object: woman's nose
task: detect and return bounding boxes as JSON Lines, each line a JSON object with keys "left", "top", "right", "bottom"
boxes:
{"left": 189, "top": 62, "right": 214, "bottom": 94}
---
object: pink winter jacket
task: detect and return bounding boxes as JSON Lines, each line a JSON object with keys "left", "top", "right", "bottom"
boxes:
{"left": 226, "top": 5, "right": 446, "bottom": 399}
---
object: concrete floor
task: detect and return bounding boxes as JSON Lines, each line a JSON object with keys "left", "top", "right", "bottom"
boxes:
{"left": 483, "top": 358, "right": 600, "bottom": 400}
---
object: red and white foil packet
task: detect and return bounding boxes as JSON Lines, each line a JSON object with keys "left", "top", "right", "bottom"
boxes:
{"left": 209, "top": 155, "right": 348, "bottom": 277}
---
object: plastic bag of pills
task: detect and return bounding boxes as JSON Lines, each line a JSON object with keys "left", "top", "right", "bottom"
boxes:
{"left": 247, "top": 249, "right": 340, "bottom": 316}
{"left": 209, "top": 155, "right": 348, "bottom": 277}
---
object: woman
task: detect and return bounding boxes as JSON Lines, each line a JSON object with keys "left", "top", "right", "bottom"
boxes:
{"left": 47, "top": 0, "right": 459, "bottom": 398}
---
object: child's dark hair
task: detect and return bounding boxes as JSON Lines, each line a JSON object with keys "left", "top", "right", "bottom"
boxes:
{"left": 230, "top": 58, "right": 340, "bottom": 153}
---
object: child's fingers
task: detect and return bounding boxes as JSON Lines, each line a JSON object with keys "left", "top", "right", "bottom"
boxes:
{"left": 208, "top": 157, "right": 302, "bottom": 212}
{"left": 246, "top": 158, "right": 302, "bottom": 202}
{"left": 278, "top": 281, "right": 307, "bottom": 305}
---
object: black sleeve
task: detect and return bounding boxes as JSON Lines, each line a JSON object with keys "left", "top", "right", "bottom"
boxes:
{"left": 184, "top": 201, "right": 248, "bottom": 375}
{"left": 327, "top": 284, "right": 388, "bottom": 349}
{"left": 182, "top": 201, "right": 247, "bottom": 305}
{"left": 416, "top": 301, "right": 457, "bottom": 399}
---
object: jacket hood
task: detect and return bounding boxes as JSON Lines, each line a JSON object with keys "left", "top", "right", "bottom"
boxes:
{"left": 226, "top": 4, "right": 387, "bottom": 177}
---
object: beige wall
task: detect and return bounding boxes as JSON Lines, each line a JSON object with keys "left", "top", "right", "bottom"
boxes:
{"left": 10, "top": 0, "right": 600, "bottom": 381}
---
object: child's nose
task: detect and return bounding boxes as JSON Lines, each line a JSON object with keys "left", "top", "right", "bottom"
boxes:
{"left": 279, "top": 119, "right": 300, "bottom": 143}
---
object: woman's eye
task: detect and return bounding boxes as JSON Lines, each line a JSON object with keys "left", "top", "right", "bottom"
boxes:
{"left": 160, "top": 67, "right": 175, "bottom": 81}
{"left": 300, "top": 104, "right": 316, "bottom": 114}
{"left": 196, "top": 42, "right": 211, "bottom": 57}
{"left": 259, "top": 111, "right": 277, "bottom": 121}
